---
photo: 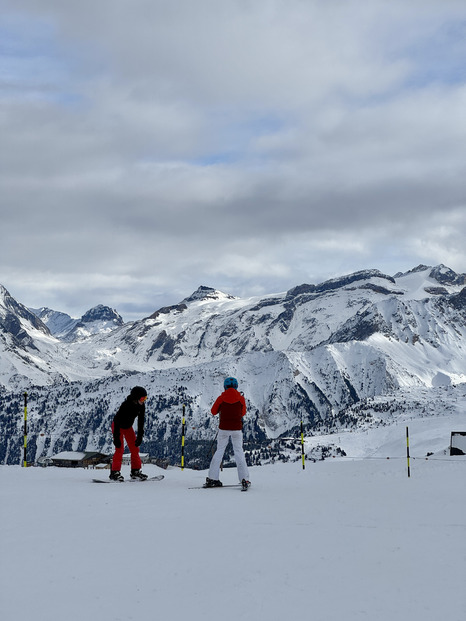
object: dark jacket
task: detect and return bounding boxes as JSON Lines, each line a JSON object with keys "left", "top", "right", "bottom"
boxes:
{"left": 211, "top": 387, "right": 246, "bottom": 430}
{"left": 113, "top": 396, "right": 145, "bottom": 445}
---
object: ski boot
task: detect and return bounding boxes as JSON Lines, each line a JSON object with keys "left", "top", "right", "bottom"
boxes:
{"left": 109, "top": 470, "right": 124, "bottom": 482}
{"left": 204, "top": 477, "right": 223, "bottom": 488}
{"left": 241, "top": 479, "right": 251, "bottom": 491}
{"left": 130, "top": 469, "right": 148, "bottom": 481}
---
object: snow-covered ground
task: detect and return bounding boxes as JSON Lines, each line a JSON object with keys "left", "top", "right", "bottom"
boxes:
{"left": 1, "top": 445, "right": 465, "bottom": 621}
{"left": 306, "top": 411, "right": 466, "bottom": 459}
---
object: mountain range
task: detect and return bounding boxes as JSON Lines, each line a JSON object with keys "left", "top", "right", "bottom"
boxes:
{"left": 0, "top": 264, "right": 465, "bottom": 466}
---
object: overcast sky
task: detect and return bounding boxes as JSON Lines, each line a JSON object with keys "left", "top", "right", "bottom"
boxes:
{"left": 1, "top": 0, "right": 465, "bottom": 321}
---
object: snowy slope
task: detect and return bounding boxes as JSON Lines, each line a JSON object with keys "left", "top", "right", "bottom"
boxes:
{"left": 1, "top": 453, "right": 465, "bottom": 621}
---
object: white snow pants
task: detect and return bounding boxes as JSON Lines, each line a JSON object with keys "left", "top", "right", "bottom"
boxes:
{"left": 208, "top": 429, "right": 250, "bottom": 482}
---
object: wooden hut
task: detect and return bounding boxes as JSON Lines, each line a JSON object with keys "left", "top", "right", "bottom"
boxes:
{"left": 50, "top": 451, "right": 111, "bottom": 468}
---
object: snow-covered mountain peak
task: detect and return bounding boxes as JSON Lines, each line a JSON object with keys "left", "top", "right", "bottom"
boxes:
{"left": 66, "top": 305, "right": 124, "bottom": 342}
{"left": 394, "top": 264, "right": 431, "bottom": 278}
{"left": 0, "top": 283, "right": 10, "bottom": 306}
{"left": 31, "top": 307, "right": 77, "bottom": 338}
{"left": 429, "top": 264, "right": 466, "bottom": 286}
{"left": 80, "top": 304, "right": 123, "bottom": 325}
{"left": 182, "top": 285, "right": 238, "bottom": 304}
{"left": 394, "top": 264, "right": 466, "bottom": 300}
{"left": 143, "top": 287, "right": 238, "bottom": 323}
{"left": 286, "top": 269, "right": 397, "bottom": 300}
{"left": 0, "top": 285, "right": 49, "bottom": 336}
{"left": 31, "top": 304, "right": 124, "bottom": 343}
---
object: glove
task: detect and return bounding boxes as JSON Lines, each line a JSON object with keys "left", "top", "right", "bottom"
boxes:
{"left": 135, "top": 436, "right": 142, "bottom": 448}
{"left": 113, "top": 436, "right": 121, "bottom": 449}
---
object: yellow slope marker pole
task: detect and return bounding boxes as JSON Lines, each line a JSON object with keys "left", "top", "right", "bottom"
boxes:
{"left": 301, "top": 420, "right": 305, "bottom": 470}
{"left": 23, "top": 392, "right": 28, "bottom": 467}
{"left": 406, "top": 426, "right": 411, "bottom": 478}
{"left": 181, "top": 404, "right": 186, "bottom": 470}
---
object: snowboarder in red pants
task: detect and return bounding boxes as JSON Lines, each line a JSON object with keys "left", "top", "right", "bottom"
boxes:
{"left": 110, "top": 386, "right": 148, "bottom": 481}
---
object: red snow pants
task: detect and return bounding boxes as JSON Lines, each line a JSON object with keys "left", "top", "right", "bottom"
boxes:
{"left": 111, "top": 423, "right": 142, "bottom": 471}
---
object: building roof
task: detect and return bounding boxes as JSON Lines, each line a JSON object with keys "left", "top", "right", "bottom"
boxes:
{"left": 51, "top": 451, "right": 108, "bottom": 461}
{"left": 52, "top": 451, "right": 86, "bottom": 460}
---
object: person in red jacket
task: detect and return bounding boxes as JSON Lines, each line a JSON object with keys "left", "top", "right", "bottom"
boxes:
{"left": 109, "top": 386, "right": 148, "bottom": 481}
{"left": 205, "top": 377, "right": 251, "bottom": 490}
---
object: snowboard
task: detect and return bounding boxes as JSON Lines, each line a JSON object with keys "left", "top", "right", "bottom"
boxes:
{"left": 92, "top": 475, "right": 164, "bottom": 484}
{"left": 189, "top": 483, "right": 250, "bottom": 491}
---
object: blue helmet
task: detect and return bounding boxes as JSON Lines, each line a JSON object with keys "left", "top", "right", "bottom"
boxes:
{"left": 224, "top": 376, "right": 238, "bottom": 390}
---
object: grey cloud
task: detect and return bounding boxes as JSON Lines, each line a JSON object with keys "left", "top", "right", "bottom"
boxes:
{"left": 1, "top": 0, "right": 465, "bottom": 319}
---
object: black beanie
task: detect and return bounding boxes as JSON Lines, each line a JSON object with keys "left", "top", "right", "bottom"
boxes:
{"left": 130, "top": 386, "right": 147, "bottom": 400}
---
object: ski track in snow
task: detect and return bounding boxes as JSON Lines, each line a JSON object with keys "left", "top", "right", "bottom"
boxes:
{"left": 1, "top": 456, "right": 465, "bottom": 621}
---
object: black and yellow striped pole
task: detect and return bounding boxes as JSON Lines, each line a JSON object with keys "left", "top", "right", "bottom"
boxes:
{"left": 23, "top": 392, "right": 28, "bottom": 467}
{"left": 300, "top": 420, "right": 305, "bottom": 470}
{"left": 406, "top": 426, "right": 411, "bottom": 478}
{"left": 181, "top": 404, "right": 186, "bottom": 470}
